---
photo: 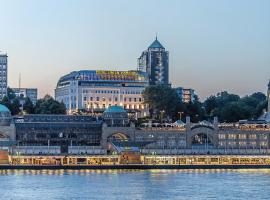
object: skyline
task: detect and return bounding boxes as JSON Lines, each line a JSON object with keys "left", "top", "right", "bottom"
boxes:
{"left": 0, "top": 0, "right": 270, "bottom": 100}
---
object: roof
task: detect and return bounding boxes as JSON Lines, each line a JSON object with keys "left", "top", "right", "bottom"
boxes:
{"left": 104, "top": 106, "right": 126, "bottom": 113}
{"left": 56, "top": 70, "right": 148, "bottom": 87}
{"left": 0, "top": 104, "right": 10, "bottom": 113}
{"left": 148, "top": 38, "right": 165, "bottom": 49}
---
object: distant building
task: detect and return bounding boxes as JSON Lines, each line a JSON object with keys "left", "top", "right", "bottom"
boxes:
{"left": 55, "top": 70, "right": 149, "bottom": 117}
{"left": 175, "top": 87, "right": 196, "bottom": 103}
{"left": 259, "top": 80, "right": 270, "bottom": 122}
{"left": 0, "top": 53, "right": 8, "bottom": 100}
{"left": 12, "top": 88, "right": 38, "bottom": 104}
{"left": 138, "top": 37, "right": 169, "bottom": 85}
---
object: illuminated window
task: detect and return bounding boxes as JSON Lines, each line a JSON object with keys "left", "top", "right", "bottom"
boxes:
{"left": 218, "top": 134, "right": 226, "bottom": 139}
{"left": 249, "top": 134, "right": 257, "bottom": 139}
{"left": 238, "top": 134, "right": 246, "bottom": 139}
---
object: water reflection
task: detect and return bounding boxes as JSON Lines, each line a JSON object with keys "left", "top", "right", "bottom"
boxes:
{"left": 0, "top": 169, "right": 269, "bottom": 200}
{"left": 0, "top": 169, "right": 270, "bottom": 175}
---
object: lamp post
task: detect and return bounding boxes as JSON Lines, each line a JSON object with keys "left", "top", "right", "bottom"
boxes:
{"left": 178, "top": 112, "right": 184, "bottom": 121}
{"left": 160, "top": 110, "right": 165, "bottom": 123}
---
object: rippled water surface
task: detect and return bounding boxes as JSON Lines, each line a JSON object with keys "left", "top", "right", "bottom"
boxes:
{"left": 0, "top": 169, "right": 270, "bottom": 200}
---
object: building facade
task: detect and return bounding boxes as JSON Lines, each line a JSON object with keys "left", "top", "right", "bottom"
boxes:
{"left": 138, "top": 37, "right": 169, "bottom": 85}
{"left": 12, "top": 88, "right": 38, "bottom": 104}
{"left": 55, "top": 70, "right": 149, "bottom": 117}
{"left": 175, "top": 87, "right": 196, "bottom": 103}
{"left": 14, "top": 114, "right": 103, "bottom": 154}
{"left": 0, "top": 53, "right": 8, "bottom": 100}
{"left": 1, "top": 105, "right": 270, "bottom": 155}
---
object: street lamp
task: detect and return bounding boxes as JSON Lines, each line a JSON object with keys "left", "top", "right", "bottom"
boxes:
{"left": 178, "top": 112, "right": 184, "bottom": 121}
{"left": 160, "top": 110, "right": 165, "bottom": 123}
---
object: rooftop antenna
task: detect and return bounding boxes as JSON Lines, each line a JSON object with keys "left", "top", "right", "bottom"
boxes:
{"left": 19, "top": 73, "right": 21, "bottom": 89}
{"left": 155, "top": 32, "right": 158, "bottom": 40}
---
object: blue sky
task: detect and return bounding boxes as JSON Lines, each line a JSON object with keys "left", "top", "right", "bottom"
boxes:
{"left": 0, "top": 0, "right": 269, "bottom": 99}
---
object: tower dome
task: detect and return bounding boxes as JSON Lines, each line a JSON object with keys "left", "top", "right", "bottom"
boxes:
{"left": 0, "top": 104, "right": 11, "bottom": 126}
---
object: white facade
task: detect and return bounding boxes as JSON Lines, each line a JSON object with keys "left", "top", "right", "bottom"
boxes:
{"left": 55, "top": 70, "right": 149, "bottom": 118}
{"left": 0, "top": 54, "right": 7, "bottom": 100}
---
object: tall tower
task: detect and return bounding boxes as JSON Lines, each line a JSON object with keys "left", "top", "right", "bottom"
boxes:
{"left": 138, "top": 36, "right": 169, "bottom": 85}
{"left": 267, "top": 80, "right": 270, "bottom": 113}
{"left": 0, "top": 53, "right": 8, "bottom": 100}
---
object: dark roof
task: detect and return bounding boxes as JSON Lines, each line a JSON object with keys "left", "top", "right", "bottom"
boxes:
{"left": 148, "top": 38, "right": 165, "bottom": 49}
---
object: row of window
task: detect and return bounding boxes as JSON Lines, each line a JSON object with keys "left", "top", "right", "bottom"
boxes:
{"left": 82, "top": 89, "right": 142, "bottom": 95}
{"left": 84, "top": 103, "right": 145, "bottom": 110}
{"left": 219, "top": 134, "right": 267, "bottom": 140}
{"left": 83, "top": 96, "right": 142, "bottom": 102}
{"left": 219, "top": 141, "right": 268, "bottom": 146}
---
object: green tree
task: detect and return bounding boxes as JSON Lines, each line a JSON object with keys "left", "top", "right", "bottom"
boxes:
{"left": 0, "top": 96, "right": 13, "bottom": 112}
{"left": 0, "top": 94, "right": 21, "bottom": 115}
{"left": 34, "top": 95, "right": 66, "bottom": 114}
{"left": 142, "top": 85, "right": 181, "bottom": 119}
{"left": 7, "top": 87, "right": 16, "bottom": 100}
{"left": 23, "top": 97, "right": 35, "bottom": 114}
{"left": 184, "top": 100, "right": 205, "bottom": 122}
{"left": 11, "top": 98, "right": 21, "bottom": 115}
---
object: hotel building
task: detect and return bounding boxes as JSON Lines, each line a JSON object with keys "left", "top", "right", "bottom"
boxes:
{"left": 138, "top": 37, "right": 169, "bottom": 85}
{"left": 0, "top": 53, "right": 8, "bottom": 100}
{"left": 55, "top": 70, "right": 149, "bottom": 117}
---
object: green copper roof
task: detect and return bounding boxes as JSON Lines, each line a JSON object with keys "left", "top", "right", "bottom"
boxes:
{"left": 148, "top": 38, "right": 165, "bottom": 49}
{"left": 104, "top": 106, "right": 126, "bottom": 113}
{"left": 0, "top": 104, "right": 10, "bottom": 113}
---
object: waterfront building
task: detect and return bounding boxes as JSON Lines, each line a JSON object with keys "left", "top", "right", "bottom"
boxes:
{"left": 12, "top": 88, "right": 38, "bottom": 104}
{"left": 14, "top": 114, "right": 103, "bottom": 154}
{"left": 1, "top": 105, "right": 270, "bottom": 155}
{"left": 138, "top": 37, "right": 169, "bottom": 85}
{"left": 0, "top": 53, "right": 8, "bottom": 100}
{"left": 0, "top": 105, "right": 16, "bottom": 151}
{"left": 55, "top": 70, "right": 149, "bottom": 117}
{"left": 175, "top": 87, "right": 196, "bottom": 103}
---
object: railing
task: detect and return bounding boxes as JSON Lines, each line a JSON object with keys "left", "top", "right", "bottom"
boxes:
{"left": 140, "top": 148, "right": 270, "bottom": 155}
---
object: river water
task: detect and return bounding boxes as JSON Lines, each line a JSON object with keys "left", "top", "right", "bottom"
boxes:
{"left": 0, "top": 169, "right": 269, "bottom": 200}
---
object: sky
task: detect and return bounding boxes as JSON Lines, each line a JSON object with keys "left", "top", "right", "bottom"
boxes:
{"left": 0, "top": 0, "right": 269, "bottom": 100}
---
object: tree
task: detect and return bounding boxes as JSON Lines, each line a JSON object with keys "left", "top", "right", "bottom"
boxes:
{"left": 204, "top": 95, "right": 217, "bottom": 116}
{"left": 0, "top": 96, "right": 12, "bottom": 112}
{"left": 184, "top": 100, "right": 205, "bottom": 122}
{"left": 11, "top": 98, "right": 21, "bottom": 115}
{"left": 142, "top": 85, "right": 181, "bottom": 120}
{"left": 7, "top": 87, "right": 16, "bottom": 100}
{"left": 23, "top": 97, "right": 35, "bottom": 114}
{"left": 34, "top": 95, "right": 66, "bottom": 114}
{"left": 0, "top": 89, "right": 21, "bottom": 115}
